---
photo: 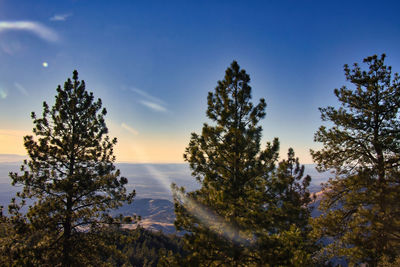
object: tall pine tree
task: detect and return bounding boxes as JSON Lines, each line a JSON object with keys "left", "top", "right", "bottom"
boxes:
{"left": 169, "top": 61, "right": 314, "bottom": 266}
{"left": 311, "top": 54, "right": 400, "bottom": 265}
{"left": 0, "top": 71, "right": 135, "bottom": 266}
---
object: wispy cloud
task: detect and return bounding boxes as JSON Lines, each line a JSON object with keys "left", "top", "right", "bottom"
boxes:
{"left": 130, "top": 88, "right": 163, "bottom": 104}
{"left": 50, "top": 13, "right": 72, "bottom": 22}
{"left": 14, "top": 82, "right": 28, "bottom": 96}
{"left": 0, "top": 21, "right": 58, "bottom": 42}
{"left": 121, "top": 123, "right": 139, "bottom": 135}
{"left": 129, "top": 87, "right": 168, "bottom": 113}
{"left": 140, "top": 100, "right": 167, "bottom": 112}
{"left": 0, "top": 40, "right": 22, "bottom": 55}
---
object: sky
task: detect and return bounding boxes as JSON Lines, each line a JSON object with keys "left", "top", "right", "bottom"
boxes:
{"left": 0, "top": 0, "right": 399, "bottom": 163}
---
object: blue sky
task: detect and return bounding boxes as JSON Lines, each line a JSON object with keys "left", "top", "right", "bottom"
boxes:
{"left": 0, "top": 0, "right": 400, "bottom": 163}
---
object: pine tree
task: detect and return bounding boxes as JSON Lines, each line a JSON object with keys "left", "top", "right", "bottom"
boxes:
{"left": 170, "top": 61, "right": 314, "bottom": 266}
{"left": 311, "top": 54, "right": 400, "bottom": 265}
{"left": 1, "top": 70, "right": 135, "bottom": 266}
{"left": 266, "top": 148, "right": 315, "bottom": 266}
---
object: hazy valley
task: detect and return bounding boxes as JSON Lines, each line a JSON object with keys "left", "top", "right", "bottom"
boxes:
{"left": 0, "top": 158, "right": 330, "bottom": 233}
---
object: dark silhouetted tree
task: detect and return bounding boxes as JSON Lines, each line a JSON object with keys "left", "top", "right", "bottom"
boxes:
{"left": 168, "top": 61, "right": 314, "bottom": 266}
{"left": 311, "top": 54, "right": 400, "bottom": 265}
{"left": 0, "top": 71, "right": 135, "bottom": 266}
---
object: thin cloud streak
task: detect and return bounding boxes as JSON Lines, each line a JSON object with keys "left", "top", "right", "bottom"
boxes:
{"left": 0, "top": 21, "right": 58, "bottom": 42}
{"left": 140, "top": 100, "right": 167, "bottom": 112}
{"left": 14, "top": 82, "right": 28, "bottom": 96}
{"left": 121, "top": 123, "right": 139, "bottom": 135}
{"left": 50, "top": 13, "right": 72, "bottom": 21}
{"left": 130, "top": 87, "right": 164, "bottom": 104}
{"left": 129, "top": 87, "right": 168, "bottom": 112}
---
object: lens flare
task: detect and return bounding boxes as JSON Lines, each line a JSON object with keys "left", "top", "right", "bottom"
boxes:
{"left": 0, "top": 89, "right": 7, "bottom": 99}
{"left": 42, "top": 62, "right": 48, "bottom": 68}
{"left": 130, "top": 152, "right": 251, "bottom": 244}
{"left": 125, "top": 144, "right": 252, "bottom": 245}
{"left": 173, "top": 189, "right": 252, "bottom": 244}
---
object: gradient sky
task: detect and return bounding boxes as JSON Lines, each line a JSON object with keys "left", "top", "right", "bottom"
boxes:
{"left": 0, "top": 0, "right": 399, "bottom": 163}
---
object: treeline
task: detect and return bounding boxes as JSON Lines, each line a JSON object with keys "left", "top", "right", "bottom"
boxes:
{"left": 0, "top": 54, "right": 400, "bottom": 266}
{"left": 101, "top": 227, "right": 183, "bottom": 267}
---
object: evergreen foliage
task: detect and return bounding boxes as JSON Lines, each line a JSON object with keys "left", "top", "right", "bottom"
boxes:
{"left": 0, "top": 71, "right": 135, "bottom": 266}
{"left": 311, "top": 54, "right": 400, "bottom": 265}
{"left": 104, "top": 227, "right": 184, "bottom": 267}
{"left": 170, "top": 61, "right": 315, "bottom": 266}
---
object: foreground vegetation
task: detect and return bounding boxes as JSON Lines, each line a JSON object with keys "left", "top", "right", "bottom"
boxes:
{"left": 1, "top": 54, "right": 400, "bottom": 266}
{"left": 103, "top": 227, "right": 183, "bottom": 267}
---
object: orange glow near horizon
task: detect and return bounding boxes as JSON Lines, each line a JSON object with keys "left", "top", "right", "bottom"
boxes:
{"left": 0, "top": 129, "right": 29, "bottom": 155}
{"left": 0, "top": 127, "right": 314, "bottom": 164}
{"left": 0, "top": 127, "right": 188, "bottom": 164}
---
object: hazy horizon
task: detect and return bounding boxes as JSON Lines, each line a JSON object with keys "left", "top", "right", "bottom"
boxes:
{"left": 0, "top": 161, "right": 331, "bottom": 207}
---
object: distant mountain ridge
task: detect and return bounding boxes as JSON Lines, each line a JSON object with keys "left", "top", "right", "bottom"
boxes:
{"left": 0, "top": 154, "right": 27, "bottom": 163}
{"left": 0, "top": 161, "right": 331, "bottom": 213}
